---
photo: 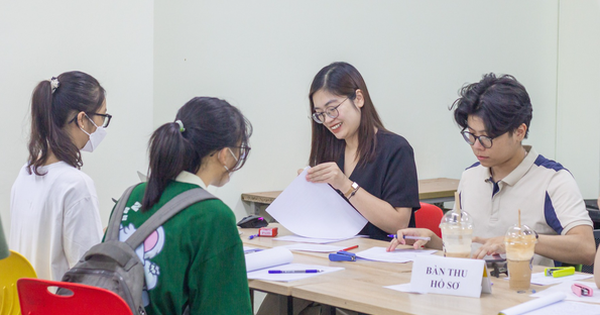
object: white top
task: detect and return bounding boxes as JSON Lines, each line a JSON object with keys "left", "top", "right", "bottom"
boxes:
{"left": 10, "top": 162, "right": 103, "bottom": 280}
{"left": 457, "top": 146, "right": 592, "bottom": 266}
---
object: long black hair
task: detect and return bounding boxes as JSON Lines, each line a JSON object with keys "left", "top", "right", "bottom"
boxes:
{"left": 308, "top": 62, "right": 386, "bottom": 167}
{"left": 28, "top": 71, "right": 106, "bottom": 175}
{"left": 142, "top": 97, "right": 252, "bottom": 211}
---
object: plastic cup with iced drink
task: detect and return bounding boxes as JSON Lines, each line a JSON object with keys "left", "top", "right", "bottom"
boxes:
{"left": 439, "top": 209, "right": 474, "bottom": 258}
{"left": 505, "top": 224, "right": 537, "bottom": 291}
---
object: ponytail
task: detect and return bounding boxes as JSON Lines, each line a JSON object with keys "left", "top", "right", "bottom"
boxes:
{"left": 141, "top": 97, "right": 252, "bottom": 211}
{"left": 28, "top": 81, "right": 55, "bottom": 175}
{"left": 142, "top": 122, "right": 198, "bottom": 210}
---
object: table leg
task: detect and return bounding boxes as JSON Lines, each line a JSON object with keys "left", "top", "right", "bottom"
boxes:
{"left": 287, "top": 295, "right": 293, "bottom": 315}
{"left": 249, "top": 288, "right": 254, "bottom": 314}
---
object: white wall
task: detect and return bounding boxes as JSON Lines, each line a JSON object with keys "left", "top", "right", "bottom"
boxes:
{"left": 2, "top": 1, "right": 599, "bottom": 237}
{"left": 556, "top": 1, "right": 600, "bottom": 198}
{"left": 0, "top": 1, "right": 154, "bottom": 235}
{"left": 153, "top": 0, "right": 573, "bottom": 220}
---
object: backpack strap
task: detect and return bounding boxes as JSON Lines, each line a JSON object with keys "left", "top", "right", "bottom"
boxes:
{"left": 105, "top": 184, "right": 139, "bottom": 241}
{"left": 124, "top": 188, "right": 216, "bottom": 249}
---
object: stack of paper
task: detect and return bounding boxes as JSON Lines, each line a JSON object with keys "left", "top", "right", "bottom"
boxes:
{"left": 245, "top": 247, "right": 344, "bottom": 281}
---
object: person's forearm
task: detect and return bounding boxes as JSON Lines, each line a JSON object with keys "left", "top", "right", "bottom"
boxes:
{"left": 535, "top": 227, "right": 595, "bottom": 265}
{"left": 348, "top": 188, "right": 411, "bottom": 234}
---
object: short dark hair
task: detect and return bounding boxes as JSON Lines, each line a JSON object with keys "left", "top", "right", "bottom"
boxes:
{"left": 308, "top": 62, "right": 386, "bottom": 167}
{"left": 28, "top": 71, "right": 106, "bottom": 175}
{"left": 451, "top": 73, "right": 533, "bottom": 138}
{"left": 142, "top": 97, "right": 252, "bottom": 211}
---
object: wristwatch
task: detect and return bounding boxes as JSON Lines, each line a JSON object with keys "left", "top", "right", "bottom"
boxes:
{"left": 345, "top": 182, "right": 360, "bottom": 199}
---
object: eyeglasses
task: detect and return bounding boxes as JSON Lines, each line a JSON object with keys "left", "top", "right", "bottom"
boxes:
{"left": 70, "top": 112, "right": 112, "bottom": 128}
{"left": 89, "top": 113, "right": 112, "bottom": 128}
{"left": 312, "top": 98, "right": 349, "bottom": 124}
{"left": 230, "top": 145, "right": 251, "bottom": 171}
{"left": 461, "top": 130, "right": 494, "bottom": 149}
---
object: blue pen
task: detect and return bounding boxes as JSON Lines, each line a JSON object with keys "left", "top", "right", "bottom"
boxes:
{"left": 268, "top": 269, "right": 324, "bottom": 274}
{"left": 387, "top": 234, "right": 431, "bottom": 241}
{"left": 248, "top": 234, "right": 259, "bottom": 240}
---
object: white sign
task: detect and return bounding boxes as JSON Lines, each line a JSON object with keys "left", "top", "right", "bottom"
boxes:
{"left": 409, "top": 255, "right": 492, "bottom": 298}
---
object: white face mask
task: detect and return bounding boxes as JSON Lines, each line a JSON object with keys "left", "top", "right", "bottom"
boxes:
{"left": 222, "top": 148, "right": 239, "bottom": 178}
{"left": 80, "top": 115, "right": 107, "bottom": 152}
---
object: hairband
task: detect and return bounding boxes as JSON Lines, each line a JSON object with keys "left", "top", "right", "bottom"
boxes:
{"left": 50, "top": 77, "right": 60, "bottom": 94}
{"left": 175, "top": 120, "right": 185, "bottom": 133}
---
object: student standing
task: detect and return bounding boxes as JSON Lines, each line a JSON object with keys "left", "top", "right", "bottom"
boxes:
{"left": 306, "top": 61, "right": 420, "bottom": 240}
{"left": 388, "top": 73, "right": 595, "bottom": 267}
{"left": 10, "top": 71, "right": 109, "bottom": 280}
{"left": 109, "top": 97, "right": 252, "bottom": 314}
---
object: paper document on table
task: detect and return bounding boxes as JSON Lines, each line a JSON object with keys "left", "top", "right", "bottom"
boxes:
{"left": 274, "top": 234, "right": 365, "bottom": 244}
{"left": 532, "top": 281, "right": 600, "bottom": 304}
{"left": 385, "top": 283, "right": 426, "bottom": 294}
{"left": 519, "top": 300, "right": 600, "bottom": 315}
{"left": 245, "top": 247, "right": 293, "bottom": 273}
{"left": 499, "top": 292, "right": 570, "bottom": 315}
{"left": 355, "top": 247, "right": 436, "bottom": 263}
{"left": 247, "top": 263, "right": 344, "bottom": 282}
{"left": 529, "top": 272, "right": 593, "bottom": 286}
{"left": 283, "top": 244, "right": 348, "bottom": 252}
{"left": 266, "top": 168, "right": 367, "bottom": 239}
{"left": 243, "top": 246, "right": 263, "bottom": 254}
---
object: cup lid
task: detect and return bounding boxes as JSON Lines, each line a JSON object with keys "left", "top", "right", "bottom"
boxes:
{"left": 439, "top": 209, "right": 473, "bottom": 228}
{"left": 505, "top": 224, "right": 537, "bottom": 239}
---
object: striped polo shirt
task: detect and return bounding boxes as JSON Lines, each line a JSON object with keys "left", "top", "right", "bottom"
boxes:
{"left": 457, "top": 146, "right": 592, "bottom": 266}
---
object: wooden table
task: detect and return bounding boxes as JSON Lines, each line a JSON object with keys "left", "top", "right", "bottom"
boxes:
{"left": 241, "top": 225, "right": 583, "bottom": 315}
{"left": 242, "top": 177, "right": 460, "bottom": 214}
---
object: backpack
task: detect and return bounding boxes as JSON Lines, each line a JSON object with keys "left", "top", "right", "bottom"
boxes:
{"left": 60, "top": 184, "right": 216, "bottom": 315}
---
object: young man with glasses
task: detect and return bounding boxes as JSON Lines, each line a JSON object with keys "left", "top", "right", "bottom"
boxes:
{"left": 389, "top": 73, "right": 595, "bottom": 267}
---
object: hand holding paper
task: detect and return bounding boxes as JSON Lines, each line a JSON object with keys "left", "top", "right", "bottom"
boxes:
{"left": 305, "top": 162, "right": 350, "bottom": 191}
{"left": 266, "top": 168, "right": 367, "bottom": 239}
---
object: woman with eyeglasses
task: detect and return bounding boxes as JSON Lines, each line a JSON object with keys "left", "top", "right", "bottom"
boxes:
{"left": 259, "top": 62, "right": 421, "bottom": 315}
{"left": 306, "top": 61, "right": 420, "bottom": 240}
{"left": 106, "top": 97, "right": 252, "bottom": 314}
{"left": 10, "top": 71, "right": 110, "bottom": 280}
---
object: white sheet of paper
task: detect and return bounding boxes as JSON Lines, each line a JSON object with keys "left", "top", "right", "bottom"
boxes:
{"left": 247, "top": 263, "right": 344, "bottom": 282}
{"left": 283, "top": 244, "right": 348, "bottom": 252}
{"left": 529, "top": 272, "right": 593, "bottom": 286}
{"left": 245, "top": 247, "right": 293, "bottom": 272}
{"left": 531, "top": 281, "right": 600, "bottom": 304}
{"left": 355, "top": 247, "right": 436, "bottom": 263}
{"left": 499, "top": 292, "right": 567, "bottom": 315}
{"left": 265, "top": 168, "right": 368, "bottom": 239}
{"left": 385, "top": 283, "right": 426, "bottom": 294}
{"left": 521, "top": 300, "right": 600, "bottom": 315}
{"left": 274, "top": 234, "right": 364, "bottom": 244}
{"left": 243, "top": 246, "right": 263, "bottom": 254}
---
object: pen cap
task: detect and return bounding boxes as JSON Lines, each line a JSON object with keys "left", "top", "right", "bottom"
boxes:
{"left": 439, "top": 209, "right": 473, "bottom": 230}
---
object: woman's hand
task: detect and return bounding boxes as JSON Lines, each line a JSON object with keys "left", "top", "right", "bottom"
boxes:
{"left": 386, "top": 228, "right": 438, "bottom": 251}
{"left": 306, "top": 162, "right": 351, "bottom": 191}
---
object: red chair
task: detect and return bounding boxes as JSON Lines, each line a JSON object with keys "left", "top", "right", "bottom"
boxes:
{"left": 17, "top": 278, "right": 132, "bottom": 315}
{"left": 415, "top": 202, "right": 444, "bottom": 238}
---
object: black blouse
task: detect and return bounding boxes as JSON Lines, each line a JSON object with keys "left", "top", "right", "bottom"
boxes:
{"left": 337, "top": 130, "right": 420, "bottom": 240}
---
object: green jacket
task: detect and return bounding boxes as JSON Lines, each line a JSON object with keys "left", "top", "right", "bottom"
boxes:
{"left": 107, "top": 181, "right": 251, "bottom": 315}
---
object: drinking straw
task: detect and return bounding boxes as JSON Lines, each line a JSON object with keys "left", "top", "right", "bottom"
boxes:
{"left": 454, "top": 191, "right": 462, "bottom": 218}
